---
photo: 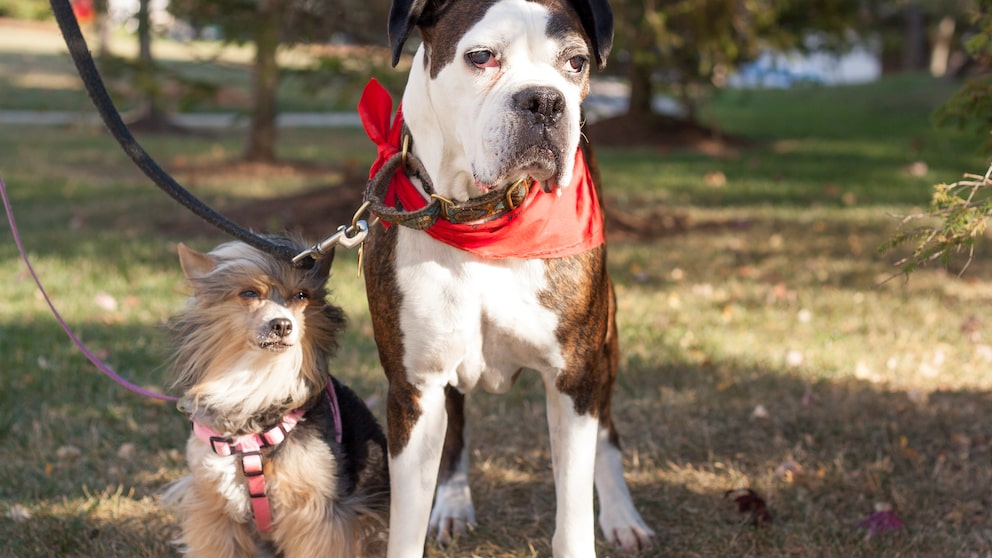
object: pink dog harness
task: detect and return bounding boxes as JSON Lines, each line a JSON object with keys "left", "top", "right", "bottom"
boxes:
{"left": 190, "top": 380, "right": 343, "bottom": 533}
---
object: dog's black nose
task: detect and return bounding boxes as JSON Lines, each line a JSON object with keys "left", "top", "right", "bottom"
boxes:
{"left": 270, "top": 318, "right": 293, "bottom": 337}
{"left": 513, "top": 87, "right": 565, "bottom": 125}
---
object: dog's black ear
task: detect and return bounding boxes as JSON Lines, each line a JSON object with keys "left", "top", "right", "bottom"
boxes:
{"left": 388, "top": 0, "right": 430, "bottom": 67}
{"left": 177, "top": 243, "right": 217, "bottom": 281}
{"left": 570, "top": 0, "right": 613, "bottom": 68}
{"left": 312, "top": 248, "right": 335, "bottom": 280}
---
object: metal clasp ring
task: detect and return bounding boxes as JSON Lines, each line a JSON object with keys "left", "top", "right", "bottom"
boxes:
{"left": 429, "top": 193, "right": 455, "bottom": 220}
{"left": 505, "top": 177, "right": 528, "bottom": 210}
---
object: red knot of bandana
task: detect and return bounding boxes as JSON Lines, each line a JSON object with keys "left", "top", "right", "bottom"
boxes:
{"left": 358, "top": 78, "right": 605, "bottom": 259}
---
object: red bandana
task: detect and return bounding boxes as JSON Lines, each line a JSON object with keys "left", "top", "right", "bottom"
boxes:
{"left": 357, "top": 78, "right": 605, "bottom": 259}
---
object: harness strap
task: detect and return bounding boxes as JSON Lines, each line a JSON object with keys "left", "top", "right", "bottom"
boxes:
{"left": 189, "top": 380, "right": 343, "bottom": 533}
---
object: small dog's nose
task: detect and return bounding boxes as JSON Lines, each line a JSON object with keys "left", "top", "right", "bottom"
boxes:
{"left": 270, "top": 318, "right": 293, "bottom": 337}
{"left": 513, "top": 87, "right": 565, "bottom": 125}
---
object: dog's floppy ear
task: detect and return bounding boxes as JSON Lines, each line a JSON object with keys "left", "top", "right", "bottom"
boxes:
{"left": 177, "top": 243, "right": 217, "bottom": 281}
{"left": 388, "top": 0, "right": 430, "bottom": 67}
{"left": 570, "top": 0, "right": 613, "bottom": 68}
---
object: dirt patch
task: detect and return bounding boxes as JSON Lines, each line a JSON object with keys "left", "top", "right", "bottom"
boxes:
{"left": 159, "top": 156, "right": 697, "bottom": 243}
{"left": 586, "top": 113, "right": 748, "bottom": 156}
{"left": 155, "top": 158, "right": 366, "bottom": 241}
{"left": 157, "top": 110, "right": 743, "bottom": 242}
{"left": 219, "top": 182, "right": 367, "bottom": 240}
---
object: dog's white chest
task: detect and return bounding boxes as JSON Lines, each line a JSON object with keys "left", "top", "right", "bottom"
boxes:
{"left": 393, "top": 228, "right": 565, "bottom": 393}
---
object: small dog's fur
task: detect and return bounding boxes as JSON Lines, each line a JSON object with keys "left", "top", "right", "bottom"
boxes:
{"left": 164, "top": 237, "right": 388, "bottom": 558}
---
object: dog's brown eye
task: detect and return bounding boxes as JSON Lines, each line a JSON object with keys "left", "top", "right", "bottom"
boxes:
{"left": 294, "top": 291, "right": 310, "bottom": 301}
{"left": 467, "top": 50, "right": 497, "bottom": 69}
{"left": 566, "top": 55, "right": 587, "bottom": 73}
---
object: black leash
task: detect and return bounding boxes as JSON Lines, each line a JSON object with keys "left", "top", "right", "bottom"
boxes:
{"left": 48, "top": 0, "right": 316, "bottom": 268}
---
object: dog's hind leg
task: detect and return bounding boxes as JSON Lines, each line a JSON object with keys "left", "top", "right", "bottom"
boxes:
{"left": 429, "top": 386, "right": 476, "bottom": 544}
{"left": 594, "top": 423, "right": 655, "bottom": 551}
{"left": 592, "top": 284, "right": 656, "bottom": 551}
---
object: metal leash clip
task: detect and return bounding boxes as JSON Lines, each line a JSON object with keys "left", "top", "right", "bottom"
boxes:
{"left": 292, "top": 219, "right": 370, "bottom": 265}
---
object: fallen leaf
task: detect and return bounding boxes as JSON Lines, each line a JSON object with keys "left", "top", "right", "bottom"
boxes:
{"left": 6, "top": 504, "right": 31, "bottom": 522}
{"left": 785, "top": 350, "right": 804, "bottom": 368}
{"left": 56, "top": 445, "right": 81, "bottom": 460}
{"left": 725, "top": 488, "right": 773, "bottom": 526}
{"left": 774, "top": 460, "right": 803, "bottom": 482}
{"left": 751, "top": 404, "right": 770, "bottom": 420}
{"left": 93, "top": 292, "right": 118, "bottom": 312}
{"left": 857, "top": 505, "right": 904, "bottom": 535}
{"left": 704, "top": 171, "right": 727, "bottom": 187}
{"left": 117, "top": 443, "right": 136, "bottom": 459}
{"left": 898, "top": 436, "right": 919, "bottom": 461}
{"left": 904, "top": 161, "right": 928, "bottom": 177}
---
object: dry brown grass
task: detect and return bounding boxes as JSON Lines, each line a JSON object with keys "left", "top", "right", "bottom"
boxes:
{"left": 1, "top": 66, "right": 991, "bottom": 556}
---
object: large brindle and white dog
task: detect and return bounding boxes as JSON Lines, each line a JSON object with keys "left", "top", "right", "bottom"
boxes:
{"left": 361, "top": 0, "right": 655, "bottom": 556}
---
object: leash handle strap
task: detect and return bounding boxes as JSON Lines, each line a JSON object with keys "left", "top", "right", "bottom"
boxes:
{"left": 1, "top": 173, "right": 177, "bottom": 402}
{"left": 47, "top": 0, "right": 310, "bottom": 267}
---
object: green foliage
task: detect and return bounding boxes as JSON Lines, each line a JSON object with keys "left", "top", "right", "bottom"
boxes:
{"left": 0, "top": 0, "right": 50, "bottom": 20}
{"left": 167, "top": 0, "right": 390, "bottom": 45}
{"left": 285, "top": 49, "right": 407, "bottom": 109}
{"left": 935, "top": 0, "right": 992, "bottom": 154}
{"left": 612, "top": 0, "right": 864, "bottom": 115}
{"left": 98, "top": 54, "right": 221, "bottom": 113}
{"left": 882, "top": 166, "right": 992, "bottom": 275}
{"left": 886, "top": 0, "right": 992, "bottom": 275}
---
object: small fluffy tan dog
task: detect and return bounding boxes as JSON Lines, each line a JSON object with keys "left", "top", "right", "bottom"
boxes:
{"left": 164, "top": 238, "right": 388, "bottom": 558}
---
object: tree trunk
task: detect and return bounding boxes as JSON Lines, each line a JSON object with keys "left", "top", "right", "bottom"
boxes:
{"left": 624, "top": 0, "right": 660, "bottom": 119}
{"left": 902, "top": 3, "right": 927, "bottom": 72}
{"left": 133, "top": 0, "right": 169, "bottom": 129}
{"left": 628, "top": 61, "right": 654, "bottom": 118}
{"left": 244, "top": 0, "right": 283, "bottom": 163}
{"left": 930, "top": 16, "right": 955, "bottom": 77}
{"left": 93, "top": 0, "right": 109, "bottom": 58}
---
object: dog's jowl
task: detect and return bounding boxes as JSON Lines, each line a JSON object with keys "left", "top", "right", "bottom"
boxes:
{"left": 165, "top": 238, "right": 389, "bottom": 558}
{"left": 361, "top": 0, "right": 655, "bottom": 556}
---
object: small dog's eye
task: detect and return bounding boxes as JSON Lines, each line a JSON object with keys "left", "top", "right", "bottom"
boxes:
{"left": 294, "top": 291, "right": 310, "bottom": 301}
{"left": 566, "top": 55, "right": 587, "bottom": 73}
{"left": 239, "top": 290, "right": 259, "bottom": 299}
{"left": 466, "top": 50, "right": 498, "bottom": 69}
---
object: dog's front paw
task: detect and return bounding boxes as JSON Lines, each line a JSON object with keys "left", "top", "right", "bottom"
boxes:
{"left": 600, "top": 514, "right": 656, "bottom": 552}
{"left": 428, "top": 479, "right": 476, "bottom": 545}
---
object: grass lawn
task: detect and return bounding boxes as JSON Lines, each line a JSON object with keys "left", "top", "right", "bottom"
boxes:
{"left": 0, "top": 18, "right": 404, "bottom": 113}
{"left": 2, "top": 20, "right": 992, "bottom": 556}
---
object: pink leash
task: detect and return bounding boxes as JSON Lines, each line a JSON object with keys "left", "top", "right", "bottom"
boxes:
{"left": 0, "top": 172, "right": 177, "bottom": 402}
{"left": 4, "top": 171, "right": 347, "bottom": 532}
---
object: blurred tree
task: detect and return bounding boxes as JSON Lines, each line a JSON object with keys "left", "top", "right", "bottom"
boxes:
{"left": 168, "top": 0, "right": 390, "bottom": 163}
{"left": 130, "top": 0, "right": 170, "bottom": 130}
{"left": 884, "top": 0, "right": 992, "bottom": 274}
{"left": 611, "top": 0, "right": 865, "bottom": 122}
{"left": 92, "top": 0, "right": 110, "bottom": 57}
{"left": 936, "top": 0, "right": 992, "bottom": 151}
{"left": 864, "top": 0, "right": 974, "bottom": 75}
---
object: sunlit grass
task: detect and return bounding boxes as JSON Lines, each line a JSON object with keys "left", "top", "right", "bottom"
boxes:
{"left": 1, "top": 64, "right": 991, "bottom": 556}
